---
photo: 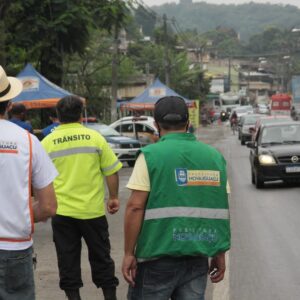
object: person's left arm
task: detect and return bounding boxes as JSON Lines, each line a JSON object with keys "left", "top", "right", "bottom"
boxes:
{"left": 122, "top": 189, "right": 148, "bottom": 286}
{"left": 98, "top": 135, "right": 122, "bottom": 214}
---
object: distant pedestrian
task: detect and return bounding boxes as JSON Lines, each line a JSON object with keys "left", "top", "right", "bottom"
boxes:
{"left": 42, "top": 95, "right": 122, "bottom": 300}
{"left": 122, "top": 96, "right": 231, "bottom": 300}
{"left": 9, "top": 102, "right": 34, "bottom": 133}
{"left": 188, "top": 122, "right": 195, "bottom": 133}
{"left": 42, "top": 107, "right": 59, "bottom": 137}
{"left": 0, "top": 65, "right": 57, "bottom": 300}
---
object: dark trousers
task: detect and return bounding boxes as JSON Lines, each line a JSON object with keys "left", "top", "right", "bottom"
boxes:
{"left": 0, "top": 247, "right": 35, "bottom": 300}
{"left": 128, "top": 256, "right": 208, "bottom": 300}
{"left": 52, "top": 215, "right": 119, "bottom": 291}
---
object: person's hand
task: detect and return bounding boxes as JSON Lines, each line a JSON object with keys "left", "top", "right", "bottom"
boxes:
{"left": 107, "top": 198, "right": 120, "bottom": 214}
{"left": 209, "top": 252, "right": 226, "bottom": 283}
{"left": 122, "top": 255, "right": 137, "bottom": 287}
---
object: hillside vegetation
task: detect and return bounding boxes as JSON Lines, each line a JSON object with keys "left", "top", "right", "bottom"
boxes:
{"left": 150, "top": 2, "right": 300, "bottom": 41}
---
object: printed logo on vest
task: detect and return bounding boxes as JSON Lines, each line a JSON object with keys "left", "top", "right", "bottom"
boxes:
{"left": 0, "top": 140, "right": 18, "bottom": 154}
{"left": 175, "top": 168, "right": 188, "bottom": 185}
{"left": 175, "top": 169, "right": 220, "bottom": 186}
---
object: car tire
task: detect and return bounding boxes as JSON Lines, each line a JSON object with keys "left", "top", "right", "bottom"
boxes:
{"left": 251, "top": 168, "right": 255, "bottom": 184}
{"left": 241, "top": 137, "right": 245, "bottom": 145}
{"left": 127, "top": 160, "right": 135, "bottom": 167}
{"left": 255, "top": 171, "right": 264, "bottom": 189}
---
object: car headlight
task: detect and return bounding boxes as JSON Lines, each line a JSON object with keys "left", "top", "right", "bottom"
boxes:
{"left": 258, "top": 155, "right": 276, "bottom": 165}
{"left": 109, "top": 143, "right": 120, "bottom": 149}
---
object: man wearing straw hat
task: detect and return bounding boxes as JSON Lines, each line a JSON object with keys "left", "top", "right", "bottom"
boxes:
{"left": 0, "top": 66, "right": 58, "bottom": 300}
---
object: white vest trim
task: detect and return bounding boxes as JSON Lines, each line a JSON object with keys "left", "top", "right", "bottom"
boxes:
{"left": 0, "top": 121, "right": 34, "bottom": 250}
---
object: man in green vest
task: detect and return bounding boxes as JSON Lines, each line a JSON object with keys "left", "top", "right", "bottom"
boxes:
{"left": 122, "top": 96, "right": 230, "bottom": 300}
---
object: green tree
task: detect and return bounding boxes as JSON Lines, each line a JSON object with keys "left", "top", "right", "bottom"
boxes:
{"left": 128, "top": 40, "right": 210, "bottom": 100}
{"left": 134, "top": 5, "right": 156, "bottom": 37}
{"left": 3, "top": 0, "right": 130, "bottom": 85}
{"left": 63, "top": 29, "right": 141, "bottom": 123}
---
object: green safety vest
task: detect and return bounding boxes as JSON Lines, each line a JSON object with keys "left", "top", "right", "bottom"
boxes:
{"left": 42, "top": 123, "right": 122, "bottom": 219}
{"left": 136, "top": 133, "right": 230, "bottom": 260}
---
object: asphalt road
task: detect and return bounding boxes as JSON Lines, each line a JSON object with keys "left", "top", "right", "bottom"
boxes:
{"left": 33, "top": 123, "right": 300, "bottom": 299}
{"left": 217, "top": 125, "right": 300, "bottom": 300}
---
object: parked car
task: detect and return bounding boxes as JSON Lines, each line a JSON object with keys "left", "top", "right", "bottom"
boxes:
{"left": 256, "top": 103, "right": 269, "bottom": 114}
{"left": 247, "top": 121, "right": 300, "bottom": 188}
{"left": 238, "top": 114, "right": 261, "bottom": 145}
{"left": 85, "top": 122, "right": 141, "bottom": 167}
{"left": 250, "top": 115, "right": 293, "bottom": 141}
{"left": 110, "top": 116, "right": 159, "bottom": 146}
{"left": 291, "top": 106, "right": 300, "bottom": 121}
{"left": 229, "top": 105, "right": 253, "bottom": 119}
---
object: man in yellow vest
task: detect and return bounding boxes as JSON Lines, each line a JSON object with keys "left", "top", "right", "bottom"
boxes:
{"left": 122, "top": 96, "right": 230, "bottom": 300}
{"left": 42, "top": 96, "right": 122, "bottom": 300}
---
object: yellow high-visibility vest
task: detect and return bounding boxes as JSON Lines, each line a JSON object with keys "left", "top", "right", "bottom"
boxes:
{"left": 42, "top": 123, "right": 122, "bottom": 219}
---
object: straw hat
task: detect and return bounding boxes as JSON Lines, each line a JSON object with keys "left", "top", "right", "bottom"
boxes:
{"left": 0, "top": 66, "right": 23, "bottom": 102}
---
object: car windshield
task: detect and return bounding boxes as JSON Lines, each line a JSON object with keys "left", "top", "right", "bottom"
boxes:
{"left": 244, "top": 115, "right": 260, "bottom": 125}
{"left": 261, "top": 124, "right": 300, "bottom": 145}
{"left": 235, "top": 107, "right": 248, "bottom": 114}
{"left": 86, "top": 124, "right": 121, "bottom": 137}
{"left": 260, "top": 117, "right": 292, "bottom": 125}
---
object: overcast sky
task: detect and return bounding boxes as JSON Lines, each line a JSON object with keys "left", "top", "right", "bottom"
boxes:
{"left": 144, "top": 0, "right": 300, "bottom": 8}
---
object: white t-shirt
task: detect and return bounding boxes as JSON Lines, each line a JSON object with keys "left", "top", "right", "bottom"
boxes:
{"left": 0, "top": 120, "right": 58, "bottom": 250}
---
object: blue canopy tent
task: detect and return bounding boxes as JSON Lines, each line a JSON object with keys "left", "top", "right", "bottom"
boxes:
{"left": 120, "top": 78, "right": 194, "bottom": 111}
{"left": 12, "top": 63, "right": 85, "bottom": 109}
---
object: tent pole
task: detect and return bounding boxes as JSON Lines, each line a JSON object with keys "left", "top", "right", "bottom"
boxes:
{"left": 84, "top": 106, "right": 88, "bottom": 124}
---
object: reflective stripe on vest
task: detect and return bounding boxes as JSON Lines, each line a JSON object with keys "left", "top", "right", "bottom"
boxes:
{"left": 49, "top": 146, "right": 101, "bottom": 159}
{"left": 102, "top": 160, "right": 120, "bottom": 172}
{"left": 144, "top": 207, "right": 229, "bottom": 221}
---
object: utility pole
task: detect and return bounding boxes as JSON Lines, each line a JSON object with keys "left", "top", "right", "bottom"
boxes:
{"left": 247, "top": 68, "right": 250, "bottom": 104}
{"left": 145, "top": 63, "right": 150, "bottom": 86}
{"left": 196, "top": 48, "right": 202, "bottom": 98}
{"left": 111, "top": 25, "right": 119, "bottom": 123}
{"left": 163, "top": 14, "right": 170, "bottom": 86}
{"left": 228, "top": 56, "right": 232, "bottom": 92}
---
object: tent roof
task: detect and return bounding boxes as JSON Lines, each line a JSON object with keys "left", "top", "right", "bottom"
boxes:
{"left": 121, "top": 78, "right": 193, "bottom": 111}
{"left": 12, "top": 63, "right": 83, "bottom": 109}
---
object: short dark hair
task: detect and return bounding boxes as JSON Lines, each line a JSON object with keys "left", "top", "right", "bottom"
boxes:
{"left": 10, "top": 103, "right": 26, "bottom": 115}
{"left": 56, "top": 95, "right": 83, "bottom": 123}
{"left": 158, "top": 121, "right": 187, "bottom": 131}
{"left": 0, "top": 101, "right": 9, "bottom": 115}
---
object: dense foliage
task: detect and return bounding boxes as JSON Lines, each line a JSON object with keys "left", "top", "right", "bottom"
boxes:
{"left": 1, "top": 0, "right": 129, "bottom": 84}
{"left": 3, "top": 0, "right": 300, "bottom": 125}
{"left": 146, "top": 2, "right": 300, "bottom": 41}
